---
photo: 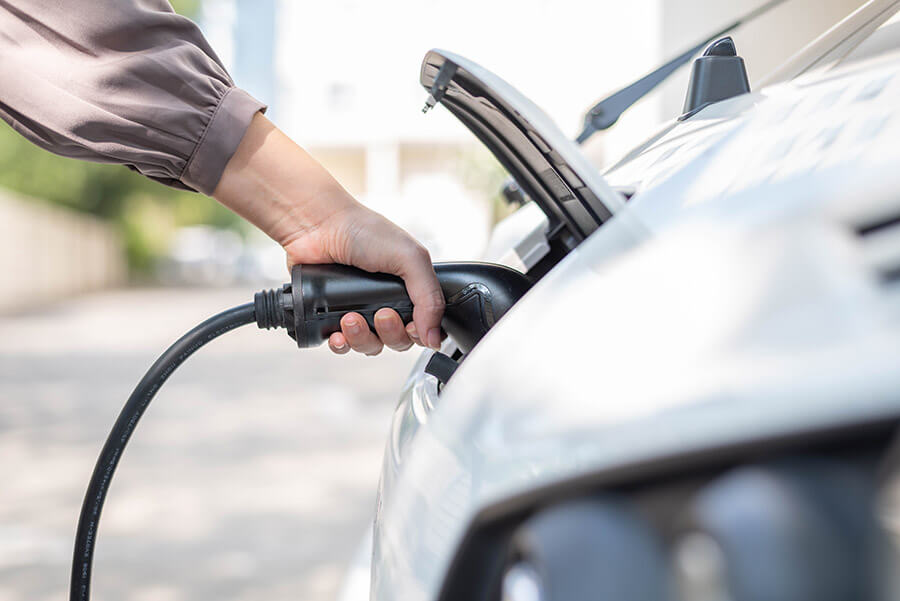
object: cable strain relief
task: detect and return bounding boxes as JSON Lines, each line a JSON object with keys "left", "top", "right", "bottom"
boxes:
{"left": 254, "top": 287, "right": 286, "bottom": 330}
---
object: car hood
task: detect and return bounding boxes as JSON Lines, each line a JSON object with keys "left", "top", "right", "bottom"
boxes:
{"left": 372, "top": 52, "right": 900, "bottom": 601}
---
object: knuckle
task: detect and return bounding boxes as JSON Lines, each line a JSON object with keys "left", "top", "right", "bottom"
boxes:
{"left": 373, "top": 325, "right": 397, "bottom": 343}
{"left": 427, "top": 290, "right": 446, "bottom": 310}
{"left": 414, "top": 244, "right": 431, "bottom": 261}
{"left": 403, "top": 242, "right": 430, "bottom": 264}
{"left": 415, "top": 290, "right": 445, "bottom": 313}
{"left": 386, "top": 334, "right": 411, "bottom": 349}
{"left": 348, "top": 333, "right": 369, "bottom": 347}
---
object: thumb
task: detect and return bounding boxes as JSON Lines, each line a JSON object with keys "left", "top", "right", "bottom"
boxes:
{"left": 397, "top": 245, "right": 444, "bottom": 350}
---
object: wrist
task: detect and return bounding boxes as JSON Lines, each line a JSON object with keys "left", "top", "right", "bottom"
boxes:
{"left": 213, "top": 113, "right": 360, "bottom": 247}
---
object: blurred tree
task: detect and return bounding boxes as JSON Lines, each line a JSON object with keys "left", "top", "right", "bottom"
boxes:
{"left": 0, "top": 0, "right": 244, "bottom": 273}
{"left": 170, "top": 0, "right": 200, "bottom": 15}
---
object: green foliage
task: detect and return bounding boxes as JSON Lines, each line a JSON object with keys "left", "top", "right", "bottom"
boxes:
{"left": 170, "top": 0, "right": 201, "bottom": 18}
{"left": 0, "top": 122, "right": 244, "bottom": 273}
{"left": 0, "top": 0, "right": 235, "bottom": 274}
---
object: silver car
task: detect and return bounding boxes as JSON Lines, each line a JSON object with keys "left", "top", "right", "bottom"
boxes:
{"left": 342, "top": 3, "right": 900, "bottom": 600}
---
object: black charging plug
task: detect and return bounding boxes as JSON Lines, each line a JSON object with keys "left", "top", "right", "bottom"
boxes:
{"left": 255, "top": 262, "right": 531, "bottom": 353}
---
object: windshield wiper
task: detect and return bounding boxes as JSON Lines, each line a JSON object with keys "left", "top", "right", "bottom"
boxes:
{"left": 576, "top": 0, "right": 789, "bottom": 144}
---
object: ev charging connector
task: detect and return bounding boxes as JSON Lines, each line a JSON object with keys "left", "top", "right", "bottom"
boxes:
{"left": 255, "top": 262, "right": 530, "bottom": 352}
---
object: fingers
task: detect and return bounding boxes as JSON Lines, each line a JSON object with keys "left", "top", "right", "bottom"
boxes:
{"left": 281, "top": 202, "right": 444, "bottom": 354}
{"left": 329, "top": 310, "right": 419, "bottom": 355}
{"left": 328, "top": 332, "right": 350, "bottom": 354}
{"left": 398, "top": 245, "right": 445, "bottom": 350}
{"left": 339, "top": 313, "right": 383, "bottom": 356}
{"left": 406, "top": 322, "right": 423, "bottom": 346}
{"left": 374, "top": 309, "right": 414, "bottom": 352}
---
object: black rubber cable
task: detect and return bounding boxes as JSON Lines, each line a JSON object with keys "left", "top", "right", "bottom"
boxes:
{"left": 70, "top": 303, "right": 257, "bottom": 601}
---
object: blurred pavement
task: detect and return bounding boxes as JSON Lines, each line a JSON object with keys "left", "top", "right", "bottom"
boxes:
{"left": 0, "top": 287, "right": 417, "bottom": 601}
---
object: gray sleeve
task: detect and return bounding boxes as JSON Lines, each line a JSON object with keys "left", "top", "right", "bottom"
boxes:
{"left": 0, "top": 0, "right": 266, "bottom": 195}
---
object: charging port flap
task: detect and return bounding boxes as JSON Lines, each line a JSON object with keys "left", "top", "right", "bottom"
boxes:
{"left": 420, "top": 49, "right": 627, "bottom": 251}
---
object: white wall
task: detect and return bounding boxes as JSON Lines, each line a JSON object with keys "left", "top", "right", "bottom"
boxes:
{"left": 0, "top": 192, "right": 125, "bottom": 313}
{"left": 275, "top": 0, "right": 662, "bottom": 146}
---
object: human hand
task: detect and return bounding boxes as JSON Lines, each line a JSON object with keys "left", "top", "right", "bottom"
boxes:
{"left": 282, "top": 203, "right": 445, "bottom": 355}
{"left": 214, "top": 113, "right": 444, "bottom": 355}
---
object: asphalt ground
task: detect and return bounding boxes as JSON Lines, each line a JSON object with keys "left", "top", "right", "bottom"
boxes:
{"left": 0, "top": 287, "right": 417, "bottom": 601}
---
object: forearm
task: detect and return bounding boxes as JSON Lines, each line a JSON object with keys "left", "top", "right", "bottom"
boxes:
{"left": 212, "top": 114, "right": 357, "bottom": 250}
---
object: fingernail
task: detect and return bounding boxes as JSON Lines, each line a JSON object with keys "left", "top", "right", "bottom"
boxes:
{"left": 347, "top": 318, "right": 361, "bottom": 334}
{"left": 334, "top": 341, "right": 347, "bottom": 351}
{"left": 426, "top": 328, "right": 441, "bottom": 350}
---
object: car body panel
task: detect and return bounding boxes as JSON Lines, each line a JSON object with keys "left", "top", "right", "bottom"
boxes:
{"left": 362, "top": 5, "right": 900, "bottom": 601}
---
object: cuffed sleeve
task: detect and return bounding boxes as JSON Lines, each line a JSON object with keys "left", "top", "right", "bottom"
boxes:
{"left": 0, "top": 0, "right": 267, "bottom": 195}
{"left": 182, "top": 87, "right": 265, "bottom": 194}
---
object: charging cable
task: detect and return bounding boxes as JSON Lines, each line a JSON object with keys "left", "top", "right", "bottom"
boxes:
{"left": 70, "top": 261, "right": 529, "bottom": 601}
